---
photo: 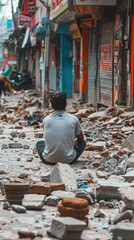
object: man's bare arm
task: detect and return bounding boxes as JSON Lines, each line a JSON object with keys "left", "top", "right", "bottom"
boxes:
{"left": 76, "top": 131, "right": 84, "bottom": 141}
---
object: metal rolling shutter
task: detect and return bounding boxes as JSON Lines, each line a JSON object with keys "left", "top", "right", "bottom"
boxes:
{"left": 117, "top": 0, "right": 127, "bottom": 13}
{"left": 100, "top": 22, "right": 114, "bottom": 106}
{"left": 88, "top": 28, "right": 100, "bottom": 105}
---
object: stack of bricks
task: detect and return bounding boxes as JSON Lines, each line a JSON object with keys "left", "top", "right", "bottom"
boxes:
{"left": 58, "top": 197, "right": 89, "bottom": 225}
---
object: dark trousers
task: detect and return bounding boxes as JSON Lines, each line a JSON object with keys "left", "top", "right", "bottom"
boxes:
{"left": 36, "top": 140, "right": 86, "bottom": 164}
{"left": 0, "top": 81, "right": 6, "bottom": 97}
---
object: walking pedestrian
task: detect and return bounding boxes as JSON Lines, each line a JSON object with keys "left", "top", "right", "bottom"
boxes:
{"left": 36, "top": 92, "right": 86, "bottom": 164}
{"left": 0, "top": 74, "right": 13, "bottom": 97}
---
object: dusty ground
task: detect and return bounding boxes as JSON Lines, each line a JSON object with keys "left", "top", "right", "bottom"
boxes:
{"left": 0, "top": 92, "right": 134, "bottom": 240}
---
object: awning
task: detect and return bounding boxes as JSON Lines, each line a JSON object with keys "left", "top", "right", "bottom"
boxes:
{"left": 22, "top": 27, "right": 30, "bottom": 48}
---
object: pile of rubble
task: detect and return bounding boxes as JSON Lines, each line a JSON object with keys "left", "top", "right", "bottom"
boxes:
{"left": 0, "top": 92, "right": 134, "bottom": 240}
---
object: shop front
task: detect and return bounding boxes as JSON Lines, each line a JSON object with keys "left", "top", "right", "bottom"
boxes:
{"left": 50, "top": 0, "right": 73, "bottom": 97}
{"left": 114, "top": 0, "right": 131, "bottom": 107}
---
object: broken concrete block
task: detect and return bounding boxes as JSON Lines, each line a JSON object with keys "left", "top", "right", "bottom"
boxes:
{"left": 46, "top": 195, "right": 59, "bottom": 206}
{"left": 12, "top": 205, "right": 26, "bottom": 213}
{"left": 8, "top": 143, "right": 22, "bottom": 149}
{"left": 19, "top": 132, "right": 26, "bottom": 138}
{"left": 50, "top": 163, "right": 77, "bottom": 191}
{"left": 51, "top": 190, "right": 75, "bottom": 200}
{"left": 126, "top": 156, "right": 134, "bottom": 168}
{"left": 118, "top": 187, "right": 134, "bottom": 210}
{"left": 111, "top": 223, "right": 134, "bottom": 240}
{"left": 121, "top": 126, "right": 134, "bottom": 133}
{"left": 49, "top": 217, "right": 86, "bottom": 240}
{"left": 88, "top": 111, "right": 108, "bottom": 120}
{"left": 121, "top": 133, "right": 134, "bottom": 150}
{"left": 95, "top": 181, "right": 131, "bottom": 200}
{"left": 120, "top": 111, "right": 134, "bottom": 118}
{"left": 94, "top": 209, "right": 105, "bottom": 218}
{"left": 22, "top": 194, "right": 46, "bottom": 210}
{"left": 113, "top": 210, "right": 133, "bottom": 224}
{"left": 122, "top": 171, "right": 134, "bottom": 182}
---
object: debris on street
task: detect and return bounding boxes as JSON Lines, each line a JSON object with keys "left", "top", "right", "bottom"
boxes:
{"left": 0, "top": 93, "right": 134, "bottom": 239}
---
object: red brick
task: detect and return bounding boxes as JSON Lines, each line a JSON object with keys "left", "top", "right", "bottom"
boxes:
{"left": 33, "top": 125, "right": 40, "bottom": 129}
{"left": 34, "top": 132, "right": 43, "bottom": 138}
{"left": 62, "top": 197, "right": 88, "bottom": 209}
{"left": 29, "top": 184, "right": 51, "bottom": 195}
{"left": 101, "top": 150, "right": 109, "bottom": 157}
{"left": 18, "top": 230, "right": 36, "bottom": 239}
{"left": 92, "top": 162, "right": 101, "bottom": 168}
{"left": 48, "top": 183, "right": 65, "bottom": 192}
{"left": 58, "top": 203, "right": 89, "bottom": 219}
{"left": 29, "top": 183, "right": 65, "bottom": 195}
{"left": 4, "top": 183, "right": 30, "bottom": 191}
{"left": 85, "top": 145, "right": 104, "bottom": 151}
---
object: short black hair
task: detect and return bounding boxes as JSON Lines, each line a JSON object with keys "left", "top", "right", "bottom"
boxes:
{"left": 50, "top": 92, "right": 67, "bottom": 110}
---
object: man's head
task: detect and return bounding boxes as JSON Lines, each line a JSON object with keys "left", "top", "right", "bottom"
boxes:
{"left": 50, "top": 92, "right": 67, "bottom": 111}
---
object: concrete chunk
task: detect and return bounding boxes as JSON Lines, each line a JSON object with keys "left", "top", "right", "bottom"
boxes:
{"left": 22, "top": 194, "right": 46, "bottom": 210}
{"left": 118, "top": 187, "right": 134, "bottom": 210}
{"left": 111, "top": 223, "right": 134, "bottom": 240}
{"left": 121, "top": 133, "right": 134, "bottom": 150}
{"left": 49, "top": 217, "right": 86, "bottom": 240}
{"left": 122, "top": 171, "right": 134, "bottom": 182}
{"left": 50, "top": 163, "right": 77, "bottom": 191}
{"left": 95, "top": 181, "right": 131, "bottom": 200}
{"left": 88, "top": 111, "right": 108, "bottom": 120}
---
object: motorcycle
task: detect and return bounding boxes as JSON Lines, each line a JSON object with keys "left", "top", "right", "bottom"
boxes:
{"left": 9, "top": 73, "right": 23, "bottom": 90}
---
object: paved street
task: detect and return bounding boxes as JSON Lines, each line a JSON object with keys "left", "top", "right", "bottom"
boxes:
{"left": 0, "top": 92, "right": 134, "bottom": 239}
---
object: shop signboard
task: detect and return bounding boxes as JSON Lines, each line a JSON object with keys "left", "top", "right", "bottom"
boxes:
{"left": 73, "top": 0, "right": 116, "bottom": 6}
{"left": 100, "top": 45, "right": 112, "bottom": 72}
{"left": 50, "top": 0, "right": 69, "bottom": 20}
{"left": 19, "top": 15, "right": 31, "bottom": 27}
{"left": 68, "top": 20, "right": 81, "bottom": 39}
{"left": 19, "top": 0, "right": 36, "bottom": 16}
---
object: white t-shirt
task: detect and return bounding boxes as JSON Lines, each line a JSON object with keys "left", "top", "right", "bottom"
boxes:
{"left": 42, "top": 110, "right": 82, "bottom": 163}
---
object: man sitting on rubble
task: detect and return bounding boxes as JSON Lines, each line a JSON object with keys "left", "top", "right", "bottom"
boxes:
{"left": 36, "top": 92, "right": 86, "bottom": 164}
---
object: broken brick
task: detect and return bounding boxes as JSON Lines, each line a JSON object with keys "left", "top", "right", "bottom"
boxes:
{"left": 85, "top": 145, "right": 104, "bottom": 151}
{"left": 29, "top": 184, "right": 51, "bottom": 195}
{"left": 62, "top": 197, "right": 88, "bottom": 209}
{"left": 34, "top": 132, "right": 43, "bottom": 138}
{"left": 58, "top": 202, "right": 89, "bottom": 219}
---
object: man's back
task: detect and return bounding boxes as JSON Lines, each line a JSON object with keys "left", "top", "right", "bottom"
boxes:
{"left": 42, "top": 111, "right": 82, "bottom": 164}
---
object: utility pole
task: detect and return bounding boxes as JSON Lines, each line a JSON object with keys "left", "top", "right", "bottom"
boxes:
{"left": 39, "top": 0, "right": 50, "bottom": 110}
{"left": 44, "top": 1, "right": 50, "bottom": 110}
{"left": 11, "top": 0, "right": 15, "bottom": 29}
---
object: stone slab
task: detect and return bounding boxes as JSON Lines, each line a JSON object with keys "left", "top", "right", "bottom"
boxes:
{"left": 88, "top": 111, "right": 108, "bottom": 120}
{"left": 50, "top": 163, "right": 77, "bottom": 191}
{"left": 95, "top": 181, "right": 131, "bottom": 200}
{"left": 49, "top": 217, "right": 86, "bottom": 240}
{"left": 111, "top": 223, "right": 134, "bottom": 240}
{"left": 118, "top": 187, "right": 134, "bottom": 210}
{"left": 121, "top": 133, "right": 134, "bottom": 150}
{"left": 22, "top": 194, "right": 46, "bottom": 210}
{"left": 122, "top": 171, "right": 134, "bottom": 182}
